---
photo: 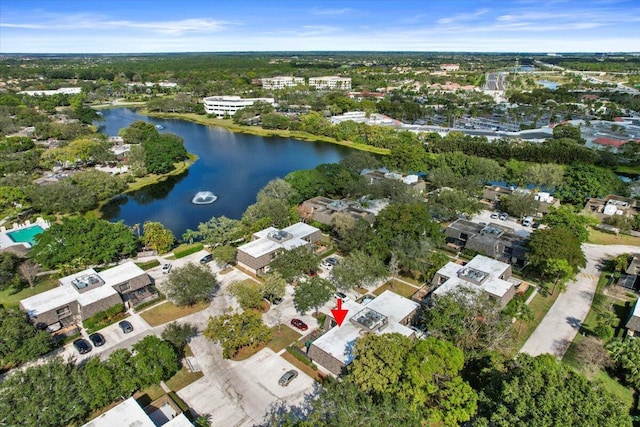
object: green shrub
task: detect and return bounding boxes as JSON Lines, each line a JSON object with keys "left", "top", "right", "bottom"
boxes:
{"left": 133, "top": 292, "right": 166, "bottom": 312}
{"left": 135, "top": 259, "right": 160, "bottom": 270}
{"left": 174, "top": 243, "right": 204, "bottom": 259}
{"left": 286, "top": 345, "right": 318, "bottom": 370}
{"left": 83, "top": 304, "right": 126, "bottom": 332}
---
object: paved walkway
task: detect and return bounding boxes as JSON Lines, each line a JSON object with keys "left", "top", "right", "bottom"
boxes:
{"left": 520, "top": 244, "right": 639, "bottom": 358}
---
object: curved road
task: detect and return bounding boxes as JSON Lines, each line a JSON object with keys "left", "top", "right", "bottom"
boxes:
{"left": 520, "top": 244, "right": 639, "bottom": 358}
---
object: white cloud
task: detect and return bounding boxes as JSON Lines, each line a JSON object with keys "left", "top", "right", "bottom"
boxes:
{"left": 437, "top": 8, "right": 490, "bottom": 25}
{"left": 310, "top": 7, "right": 356, "bottom": 16}
{"left": 0, "top": 14, "right": 234, "bottom": 35}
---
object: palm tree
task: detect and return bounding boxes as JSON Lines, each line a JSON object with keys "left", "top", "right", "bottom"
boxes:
{"left": 182, "top": 229, "right": 196, "bottom": 244}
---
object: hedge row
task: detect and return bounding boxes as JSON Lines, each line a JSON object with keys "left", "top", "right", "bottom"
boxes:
{"left": 174, "top": 243, "right": 204, "bottom": 259}
{"left": 286, "top": 345, "right": 318, "bottom": 370}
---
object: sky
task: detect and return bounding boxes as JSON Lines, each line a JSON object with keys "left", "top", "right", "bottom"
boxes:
{"left": 1, "top": 0, "right": 639, "bottom": 53}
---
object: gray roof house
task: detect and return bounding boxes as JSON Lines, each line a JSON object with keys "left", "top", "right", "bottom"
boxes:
{"left": 618, "top": 255, "right": 640, "bottom": 292}
{"left": 20, "top": 261, "right": 154, "bottom": 331}
{"left": 300, "top": 197, "right": 376, "bottom": 226}
{"left": 236, "top": 222, "right": 321, "bottom": 274}
{"left": 307, "top": 290, "right": 419, "bottom": 375}
{"left": 431, "top": 255, "right": 516, "bottom": 307}
{"left": 445, "top": 219, "right": 528, "bottom": 267}
{"left": 626, "top": 298, "right": 640, "bottom": 337}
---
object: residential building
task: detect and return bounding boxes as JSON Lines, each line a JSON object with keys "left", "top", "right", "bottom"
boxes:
{"left": 308, "top": 290, "right": 419, "bottom": 375}
{"left": 202, "top": 96, "right": 276, "bottom": 118}
{"left": 445, "top": 219, "right": 528, "bottom": 267}
{"left": 361, "top": 168, "right": 426, "bottom": 192}
{"left": 347, "top": 91, "right": 385, "bottom": 101}
{"left": 626, "top": 297, "right": 640, "bottom": 337}
{"left": 440, "top": 64, "right": 460, "bottom": 72}
{"left": 261, "top": 76, "right": 304, "bottom": 89}
{"left": 82, "top": 396, "right": 192, "bottom": 427}
{"left": 20, "top": 261, "right": 155, "bottom": 332}
{"left": 483, "top": 185, "right": 560, "bottom": 216}
{"left": 299, "top": 197, "right": 377, "bottom": 226}
{"left": 431, "top": 255, "right": 516, "bottom": 307}
{"left": 308, "top": 76, "right": 352, "bottom": 90}
{"left": 618, "top": 255, "right": 640, "bottom": 292}
{"left": 19, "top": 87, "right": 82, "bottom": 96}
{"left": 584, "top": 194, "right": 639, "bottom": 219}
{"left": 236, "top": 222, "right": 321, "bottom": 274}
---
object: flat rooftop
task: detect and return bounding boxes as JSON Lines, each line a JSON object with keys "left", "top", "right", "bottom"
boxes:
{"left": 82, "top": 397, "right": 155, "bottom": 427}
{"left": 239, "top": 223, "right": 318, "bottom": 259}
{"left": 311, "top": 291, "right": 418, "bottom": 365}
{"left": 434, "top": 255, "right": 513, "bottom": 299}
{"left": 21, "top": 262, "right": 145, "bottom": 317}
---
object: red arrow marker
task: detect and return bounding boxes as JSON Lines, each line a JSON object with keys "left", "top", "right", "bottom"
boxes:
{"left": 331, "top": 298, "right": 349, "bottom": 327}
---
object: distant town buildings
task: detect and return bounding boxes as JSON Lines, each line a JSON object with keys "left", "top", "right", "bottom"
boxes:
{"left": 431, "top": 255, "right": 517, "bottom": 307}
{"left": 202, "top": 96, "right": 276, "bottom": 118}
{"left": 261, "top": 76, "right": 304, "bottom": 89}
{"left": 308, "top": 76, "right": 352, "bottom": 90}
{"left": 19, "top": 87, "right": 82, "bottom": 96}
{"left": 440, "top": 63, "right": 460, "bottom": 72}
{"left": 236, "top": 222, "right": 321, "bottom": 274}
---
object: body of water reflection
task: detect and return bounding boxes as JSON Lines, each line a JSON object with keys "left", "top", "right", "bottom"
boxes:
{"left": 98, "top": 109, "right": 351, "bottom": 236}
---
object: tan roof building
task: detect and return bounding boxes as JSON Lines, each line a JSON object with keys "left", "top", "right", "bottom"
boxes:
{"left": 20, "top": 261, "right": 154, "bottom": 330}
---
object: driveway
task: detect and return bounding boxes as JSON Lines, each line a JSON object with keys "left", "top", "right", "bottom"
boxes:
{"left": 177, "top": 336, "right": 316, "bottom": 426}
{"left": 520, "top": 244, "right": 639, "bottom": 358}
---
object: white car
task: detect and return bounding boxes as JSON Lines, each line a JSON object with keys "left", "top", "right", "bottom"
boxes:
{"left": 334, "top": 292, "right": 350, "bottom": 302}
{"left": 162, "top": 263, "right": 172, "bottom": 274}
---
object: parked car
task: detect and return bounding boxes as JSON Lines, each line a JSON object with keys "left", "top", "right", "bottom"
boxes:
{"left": 522, "top": 216, "right": 534, "bottom": 227}
{"left": 532, "top": 222, "right": 541, "bottom": 229}
{"left": 265, "top": 294, "right": 283, "bottom": 305}
{"left": 334, "top": 291, "right": 350, "bottom": 302}
{"left": 89, "top": 333, "right": 106, "bottom": 347}
{"left": 490, "top": 211, "right": 500, "bottom": 219}
{"left": 290, "top": 318, "right": 308, "bottom": 331}
{"left": 200, "top": 254, "right": 213, "bottom": 264}
{"left": 325, "top": 257, "right": 339, "bottom": 266}
{"left": 278, "top": 369, "right": 298, "bottom": 386}
{"left": 162, "top": 263, "right": 172, "bottom": 274}
{"left": 499, "top": 212, "right": 509, "bottom": 221}
{"left": 118, "top": 320, "right": 134, "bottom": 334}
{"left": 73, "top": 338, "right": 92, "bottom": 354}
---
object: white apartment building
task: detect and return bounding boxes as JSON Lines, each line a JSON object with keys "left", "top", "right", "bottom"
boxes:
{"left": 261, "top": 76, "right": 305, "bottom": 89}
{"left": 308, "top": 76, "right": 352, "bottom": 90}
{"left": 202, "top": 96, "right": 276, "bottom": 118}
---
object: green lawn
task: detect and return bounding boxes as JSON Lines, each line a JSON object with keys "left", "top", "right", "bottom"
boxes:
{"left": 512, "top": 289, "right": 560, "bottom": 353}
{"left": 588, "top": 228, "right": 640, "bottom": 246}
{"left": 165, "top": 367, "right": 204, "bottom": 391}
{"left": 562, "top": 270, "right": 636, "bottom": 412}
{"left": 140, "top": 300, "right": 210, "bottom": 326}
{"left": 267, "top": 325, "right": 302, "bottom": 353}
{"left": 0, "top": 274, "right": 59, "bottom": 308}
{"left": 373, "top": 280, "right": 419, "bottom": 298}
{"left": 135, "top": 259, "right": 160, "bottom": 270}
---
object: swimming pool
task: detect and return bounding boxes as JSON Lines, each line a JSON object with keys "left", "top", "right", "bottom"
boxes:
{"left": 7, "top": 225, "right": 44, "bottom": 247}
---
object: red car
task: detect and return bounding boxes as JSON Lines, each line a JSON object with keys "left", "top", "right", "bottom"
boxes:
{"left": 290, "top": 318, "right": 308, "bottom": 331}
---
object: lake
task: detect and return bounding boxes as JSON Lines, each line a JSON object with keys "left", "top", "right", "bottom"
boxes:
{"left": 98, "top": 109, "right": 352, "bottom": 237}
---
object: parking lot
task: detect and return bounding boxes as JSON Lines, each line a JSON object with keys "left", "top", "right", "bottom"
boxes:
{"left": 178, "top": 337, "right": 316, "bottom": 426}
{"left": 470, "top": 209, "right": 535, "bottom": 237}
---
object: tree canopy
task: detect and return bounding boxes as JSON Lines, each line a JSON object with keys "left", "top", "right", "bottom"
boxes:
{"left": 472, "top": 354, "right": 631, "bottom": 427}
{"left": 30, "top": 217, "right": 138, "bottom": 270}
{"left": 164, "top": 262, "right": 218, "bottom": 306}
{"left": 204, "top": 310, "right": 272, "bottom": 359}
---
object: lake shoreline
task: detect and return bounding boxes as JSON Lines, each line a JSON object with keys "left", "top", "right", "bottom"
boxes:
{"left": 144, "top": 111, "right": 390, "bottom": 156}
